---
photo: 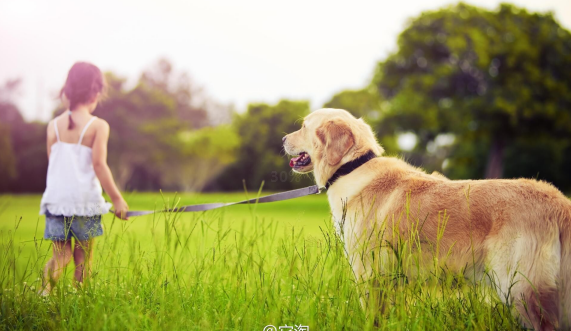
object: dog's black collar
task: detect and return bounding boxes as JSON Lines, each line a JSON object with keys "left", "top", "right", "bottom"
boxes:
{"left": 324, "top": 150, "right": 377, "bottom": 190}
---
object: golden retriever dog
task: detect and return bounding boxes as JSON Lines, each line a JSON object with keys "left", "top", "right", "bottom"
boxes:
{"left": 283, "top": 108, "right": 571, "bottom": 331}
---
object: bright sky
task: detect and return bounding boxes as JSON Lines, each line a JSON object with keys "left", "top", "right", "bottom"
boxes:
{"left": 1, "top": 0, "right": 570, "bottom": 122}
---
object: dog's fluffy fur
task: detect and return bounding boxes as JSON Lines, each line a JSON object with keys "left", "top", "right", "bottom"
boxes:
{"left": 284, "top": 108, "right": 571, "bottom": 330}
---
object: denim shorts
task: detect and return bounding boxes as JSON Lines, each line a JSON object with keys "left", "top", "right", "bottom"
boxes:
{"left": 44, "top": 211, "right": 103, "bottom": 241}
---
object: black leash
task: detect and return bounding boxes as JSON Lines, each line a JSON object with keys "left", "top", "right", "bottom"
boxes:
{"left": 121, "top": 185, "right": 322, "bottom": 217}
{"left": 119, "top": 150, "right": 376, "bottom": 217}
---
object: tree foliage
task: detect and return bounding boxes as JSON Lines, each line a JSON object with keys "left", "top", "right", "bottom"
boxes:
{"left": 209, "top": 100, "right": 314, "bottom": 191}
{"left": 3, "top": 59, "right": 238, "bottom": 193}
{"left": 86, "top": 62, "right": 238, "bottom": 192}
{"left": 0, "top": 81, "right": 48, "bottom": 193}
{"left": 323, "top": 87, "right": 382, "bottom": 120}
{"left": 373, "top": 3, "right": 571, "bottom": 189}
{"left": 140, "top": 58, "right": 209, "bottom": 129}
{"left": 168, "top": 125, "right": 240, "bottom": 191}
{"left": 3, "top": 10, "right": 571, "bottom": 194}
{"left": 0, "top": 123, "right": 17, "bottom": 191}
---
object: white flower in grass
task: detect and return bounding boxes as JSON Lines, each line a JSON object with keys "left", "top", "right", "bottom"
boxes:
{"left": 30, "top": 286, "right": 35, "bottom": 291}
{"left": 23, "top": 282, "right": 27, "bottom": 286}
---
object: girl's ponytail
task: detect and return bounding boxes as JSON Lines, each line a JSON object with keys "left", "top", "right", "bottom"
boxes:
{"left": 67, "top": 110, "right": 75, "bottom": 130}
{"left": 60, "top": 62, "right": 106, "bottom": 130}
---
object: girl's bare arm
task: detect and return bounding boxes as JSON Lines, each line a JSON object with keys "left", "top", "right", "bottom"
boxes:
{"left": 91, "top": 119, "right": 129, "bottom": 219}
{"left": 46, "top": 119, "right": 57, "bottom": 159}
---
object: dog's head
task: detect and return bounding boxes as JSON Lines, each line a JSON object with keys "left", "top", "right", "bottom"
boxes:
{"left": 283, "top": 108, "right": 384, "bottom": 187}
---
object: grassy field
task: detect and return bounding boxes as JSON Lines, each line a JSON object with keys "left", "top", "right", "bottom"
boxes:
{"left": 0, "top": 192, "right": 523, "bottom": 330}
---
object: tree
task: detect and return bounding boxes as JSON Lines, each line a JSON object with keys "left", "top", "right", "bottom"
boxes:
{"left": 0, "top": 80, "right": 48, "bottom": 193}
{"left": 0, "top": 123, "right": 17, "bottom": 191}
{"left": 140, "top": 58, "right": 222, "bottom": 128}
{"left": 168, "top": 125, "right": 240, "bottom": 191}
{"left": 1, "top": 61, "right": 237, "bottom": 193}
{"left": 53, "top": 72, "right": 182, "bottom": 190}
{"left": 323, "top": 87, "right": 382, "bottom": 120}
{"left": 373, "top": 3, "right": 571, "bottom": 186}
{"left": 209, "top": 100, "right": 314, "bottom": 191}
{"left": 51, "top": 61, "right": 238, "bottom": 192}
{"left": 0, "top": 99, "right": 22, "bottom": 190}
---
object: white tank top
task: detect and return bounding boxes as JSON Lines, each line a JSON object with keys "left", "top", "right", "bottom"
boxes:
{"left": 39, "top": 116, "right": 112, "bottom": 217}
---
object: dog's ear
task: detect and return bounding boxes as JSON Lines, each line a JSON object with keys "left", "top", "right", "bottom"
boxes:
{"left": 316, "top": 118, "right": 354, "bottom": 166}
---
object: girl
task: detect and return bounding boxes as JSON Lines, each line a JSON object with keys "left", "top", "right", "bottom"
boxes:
{"left": 40, "top": 62, "right": 129, "bottom": 294}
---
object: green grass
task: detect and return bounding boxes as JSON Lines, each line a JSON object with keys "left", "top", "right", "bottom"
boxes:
{"left": 0, "top": 193, "right": 523, "bottom": 330}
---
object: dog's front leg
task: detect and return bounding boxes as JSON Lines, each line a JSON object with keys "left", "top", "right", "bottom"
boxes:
{"left": 349, "top": 244, "right": 391, "bottom": 324}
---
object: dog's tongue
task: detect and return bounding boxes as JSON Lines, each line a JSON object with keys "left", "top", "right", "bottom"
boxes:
{"left": 289, "top": 155, "right": 302, "bottom": 167}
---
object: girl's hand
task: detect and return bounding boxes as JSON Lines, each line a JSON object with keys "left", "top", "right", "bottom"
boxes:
{"left": 113, "top": 198, "right": 129, "bottom": 220}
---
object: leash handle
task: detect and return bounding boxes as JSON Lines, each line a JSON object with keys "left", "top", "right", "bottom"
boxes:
{"left": 112, "top": 185, "right": 322, "bottom": 218}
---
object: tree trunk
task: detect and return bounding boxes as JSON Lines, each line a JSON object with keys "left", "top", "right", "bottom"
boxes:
{"left": 485, "top": 137, "right": 504, "bottom": 179}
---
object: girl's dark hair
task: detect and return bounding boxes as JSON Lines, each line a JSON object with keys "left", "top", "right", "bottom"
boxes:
{"left": 60, "top": 62, "right": 106, "bottom": 130}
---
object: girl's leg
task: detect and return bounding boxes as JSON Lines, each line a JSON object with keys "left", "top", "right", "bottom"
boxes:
{"left": 73, "top": 239, "right": 94, "bottom": 284}
{"left": 43, "top": 240, "right": 73, "bottom": 292}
